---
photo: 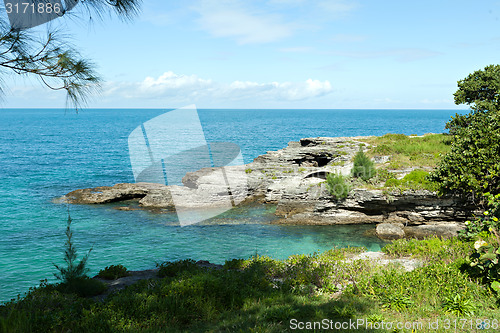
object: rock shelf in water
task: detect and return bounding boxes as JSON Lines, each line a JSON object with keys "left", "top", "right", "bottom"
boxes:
{"left": 59, "top": 136, "right": 469, "bottom": 239}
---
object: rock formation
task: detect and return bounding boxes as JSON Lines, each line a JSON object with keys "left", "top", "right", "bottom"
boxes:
{"left": 59, "top": 136, "right": 468, "bottom": 238}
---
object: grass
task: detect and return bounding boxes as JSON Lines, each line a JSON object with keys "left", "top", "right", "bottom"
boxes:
{"left": 2, "top": 238, "right": 500, "bottom": 332}
{"left": 384, "top": 169, "right": 439, "bottom": 192}
{"left": 360, "top": 133, "right": 452, "bottom": 169}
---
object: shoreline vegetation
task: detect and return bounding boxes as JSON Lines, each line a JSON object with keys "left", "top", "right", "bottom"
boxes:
{"left": 2, "top": 235, "right": 500, "bottom": 332}
{"left": 1, "top": 132, "right": 499, "bottom": 332}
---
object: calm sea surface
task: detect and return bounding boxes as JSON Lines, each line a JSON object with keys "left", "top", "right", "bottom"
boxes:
{"left": 0, "top": 108, "right": 463, "bottom": 302}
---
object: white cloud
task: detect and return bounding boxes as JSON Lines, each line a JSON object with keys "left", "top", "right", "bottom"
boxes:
{"left": 194, "top": 0, "right": 293, "bottom": 44}
{"left": 104, "top": 71, "right": 333, "bottom": 102}
{"left": 317, "top": 0, "right": 359, "bottom": 17}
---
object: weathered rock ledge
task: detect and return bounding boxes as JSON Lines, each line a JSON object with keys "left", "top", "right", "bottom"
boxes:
{"left": 59, "top": 136, "right": 469, "bottom": 239}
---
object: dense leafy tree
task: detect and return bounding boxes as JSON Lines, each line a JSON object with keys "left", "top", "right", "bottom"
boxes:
{"left": 0, "top": 0, "right": 141, "bottom": 108}
{"left": 430, "top": 65, "right": 500, "bottom": 205}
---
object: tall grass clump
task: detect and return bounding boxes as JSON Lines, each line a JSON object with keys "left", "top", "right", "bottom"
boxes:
{"left": 351, "top": 149, "right": 376, "bottom": 181}
{"left": 326, "top": 173, "right": 351, "bottom": 199}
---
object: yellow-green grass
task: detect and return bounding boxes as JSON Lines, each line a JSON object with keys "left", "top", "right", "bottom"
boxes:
{"left": 360, "top": 133, "right": 452, "bottom": 169}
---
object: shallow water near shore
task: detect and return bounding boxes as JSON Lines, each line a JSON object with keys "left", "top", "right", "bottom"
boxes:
{"left": 0, "top": 108, "right": 463, "bottom": 302}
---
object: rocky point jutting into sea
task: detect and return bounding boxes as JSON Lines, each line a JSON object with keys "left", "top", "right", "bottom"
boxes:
{"left": 59, "top": 136, "right": 470, "bottom": 240}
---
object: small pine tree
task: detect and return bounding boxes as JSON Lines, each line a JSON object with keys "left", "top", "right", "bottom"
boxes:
{"left": 351, "top": 148, "right": 376, "bottom": 181}
{"left": 326, "top": 173, "right": 351, "bottom": 200}
{"left": 53, "top": 214, "right": 92, "bottom": 283}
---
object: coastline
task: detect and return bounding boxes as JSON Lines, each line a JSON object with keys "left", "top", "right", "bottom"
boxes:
{"left": 60, "top": 133, "right": 468, "bottom": 240}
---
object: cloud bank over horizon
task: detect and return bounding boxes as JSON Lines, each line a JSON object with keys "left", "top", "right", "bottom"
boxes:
{"left": 102, "top": 71, "right": 333, "bottom": 104}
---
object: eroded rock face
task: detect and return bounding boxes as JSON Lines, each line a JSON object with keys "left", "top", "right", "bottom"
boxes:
{"left": 59, "top": 136, "right": 469, "bottom": 239}
{"left": 61, "top": 183, "right": 167, "bottom": 204}
{"left": 274, "top": 187, "right": 469, "bottom": 226}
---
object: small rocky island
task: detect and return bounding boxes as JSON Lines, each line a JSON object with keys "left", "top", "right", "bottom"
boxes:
{"left": 60, "top": 135, "right": 468, "bottom": 240}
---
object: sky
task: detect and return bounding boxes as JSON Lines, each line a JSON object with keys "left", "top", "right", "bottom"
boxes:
{"left": 3, "top": 0, "right": 500, "bottom": 109}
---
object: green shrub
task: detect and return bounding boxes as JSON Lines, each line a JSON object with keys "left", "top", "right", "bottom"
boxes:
{"left": 96, "top": 264, "right": 130, "bottom": 280}
{"left": 157, "top": 259, "right": 201, "bottom": 278}
{"left": 223, "top": 258, "right": 246, "bottom": 270}
{"left": 326, "top": 173, "right": 351, "bottom": 200}
{"left": 374, "top": 168, "right": 396, "bottom": 183}
{"left": 384, "top": 178, "right": 400, "bottom": 187}
{"left": 56, "top": 276, "right": 107, "bottom": 297}
{"left": 351, "top": 149, "right": 376, "bottom": 181}
{"left": 467, "top": 234, "right": 500, "bottom": 293}
{"left": 442, "top": 294, "right": 476, "bottom": 316}
{"left": 459, "top": 193, "right": 500, "bottom": 240}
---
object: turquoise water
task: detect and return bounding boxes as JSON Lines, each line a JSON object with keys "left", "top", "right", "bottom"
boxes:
{"left": 0, "top": 108, "right": 461, "bottom": 303}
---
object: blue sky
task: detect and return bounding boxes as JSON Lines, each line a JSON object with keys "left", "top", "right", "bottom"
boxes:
{"left": 4, "top": 0, "right": 500, "bottom": 109}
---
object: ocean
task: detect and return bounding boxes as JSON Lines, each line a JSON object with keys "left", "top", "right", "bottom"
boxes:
{"left": 0, "top": 108, "right": 462, "bottom": 303}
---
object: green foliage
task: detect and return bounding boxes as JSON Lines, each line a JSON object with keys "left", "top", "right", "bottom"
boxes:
{"left": 382, "top": 236, "right": 472, "bottom": 262}
{"left": 53, "top": 214, "right": 92, "bottom": 284}
{"left": 384, "top": 170, "right": 439, "bottom": 192}
{"left": 352, "top": 261, "right": 484, "bottom": 318}
{"left": 442, "top": 294, "right": 476, "bottom": 316}
{"left": 363, "top": 133, "right": 451, "bottom": 168}
{"left": 430, "top": 65, "right": 500, "bottom": 204}
{"left": 351, "top": 149, "right": 376, "bottom": 181}
{"left": 453, "top": 64, "right": 500, "bottom": 114}
{"left": 3, "top": 243, "right": 500, "bottom": 332}
{"left": 157, "top": 259, "right": 201, "bottom": 278}
{"left": 0, "top": 1, "right": 141, "bottom": 108}
{"left": 326, "top": 173, "right": 351, "bottom": 200}
{"left": 245, "top": 168, "right": 253, "bottom": 174}
{"left": 467, "top": 236, "right": 500, "bottom": 292}
{"left": 374, "top": 168, "right": 396, "bottom": 183}
{"left": 96, "top": 265, "right": 130, "bottom": 280}
{"left": 459, "top": 193, "right": 500, "bottom": 240}
{"left": 380, "top": 292, "right": 414, "bottom": 311}
{"left": 223, "top": 258, "right": 246, "bottom": 270}
{"left": 56, "top": 276, "right": 107, "bottom": 297}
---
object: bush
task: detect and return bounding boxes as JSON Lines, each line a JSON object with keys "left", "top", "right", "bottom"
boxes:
{"left": 157, "top": 259, "right": 201, "bottom": 278}
{"left": 459, "top": 193, "right": 500, "bottom": 240}
{"left": 430, "top": 65, "right": 500, "bottom": 205}
{"left": 467, "top": 238, "right": 500, "bottom": 293}
{"left": 96, "top": 265, "right": 130, "bottom": 280}
{"left": 351, "top": 149, "right": 376, "bottom": 181}
{"left": 326, "top": 173, "right": 351, "bottom": 200}
{"left": 56, "top": 277, "right": 107, "bottom": 297}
